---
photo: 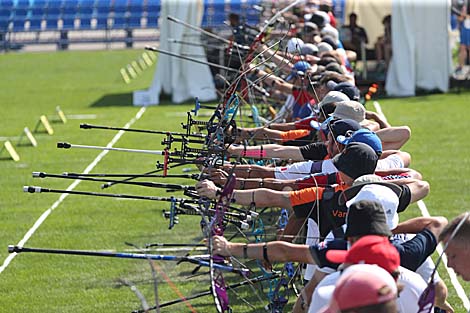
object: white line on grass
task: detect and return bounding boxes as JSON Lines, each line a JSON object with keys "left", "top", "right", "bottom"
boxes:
{"left": 0, "top": 107, "right": 147, "bottom": 274}
{"left": 373, "top": 101, "right": 469, "bottom": 310}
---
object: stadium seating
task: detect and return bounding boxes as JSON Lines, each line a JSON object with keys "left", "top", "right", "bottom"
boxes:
{"left": 0, "top": 0, "right": 261, "bottom": 50}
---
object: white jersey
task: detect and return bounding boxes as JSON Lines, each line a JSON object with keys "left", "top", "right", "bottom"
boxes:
{"left": 274, "top": 154, "right": 404, "bottom": 181}
{"left": 274, "top": 160, "right": 336, "bottom": 180}
{"left": 304, "top": 218, "right": 321, "bottom": 281}
{"left": 308, "top": 266, "right": 428, "bottom": 313}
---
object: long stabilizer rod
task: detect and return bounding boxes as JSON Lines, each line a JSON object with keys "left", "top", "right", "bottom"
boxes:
{"left": 145, "top": 46, "right": 239, "bottom": 73}
{"left": 23, "top": 185, "right": 198, "bottom": 203}
{"left": 32, "top": 172, "right": 195, "bottom": 191}
{"left": 80, "top": 123, "right": 205, "bottom": 139}
{"left": 8, "top": 245, "right": 247, "bottom": 274}
{"left": 57, "top": 142, "right": 166, "bottom": 156}
{"left": 61, "top": 172, "right": 200, "bottom": 179}
{"left": 166, "top": 15, "right": 250, "bottom": 50}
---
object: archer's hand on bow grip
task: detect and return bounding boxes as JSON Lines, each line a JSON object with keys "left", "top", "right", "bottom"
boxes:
{"left": 195, "top": 180, "right": 220, "bottom": 199}
{"left": 211, "top": 235, "right": 232, "bottom": 257}
{"left": 209, "top": 169, "right": 229, "bottom": 186}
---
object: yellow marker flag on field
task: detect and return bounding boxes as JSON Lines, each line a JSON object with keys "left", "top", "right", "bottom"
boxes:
{"left": 40, "top": 115, "right": 54, "bottom": 135}
{"left": 24, "top": 127, "right": 38, "bottom": 147}
{"left": 127, "top": 65, "right": 137, "bottom": 79}
{"left": 138, "top": 58, "right": 148, "bottom": 70}
{"left": 131, "top": 61, "right": 142, "bottom": 75}
{"left": 4, "top": 141, "right": 20, "bottom": 161}
{"left": 56, "top": 106, "right": 67, "bottom": 124}
{"left": 120, "top": 68, "right": 131, "bottom": 84}
{"left": 147, "top": 51, "right": 156, "bottom": 61}
{"left": 142, "top": 52, "right": 153, "bottom": 66}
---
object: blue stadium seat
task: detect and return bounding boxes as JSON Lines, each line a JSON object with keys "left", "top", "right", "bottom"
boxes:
{"left": 28, "top": 16, "right": 42, "bottom": 30}
{"left": 113, "top": 3, "right": 127, "bottom": 15}
{"left": 62, "top": 1, "right": 79, "bottom": 16}
{"left": 31, "top": 0, "right": 47, "bottom": 7}
{"left": 146, "top": 11, "right": 158, "bottom": 28}
{"left": 113, "top": 0, "right": 127, "bottom": 7}
{"left": 128, "top": 1, "right": 141, "bottom": 14}
{"left": 14, "top": 7, "right": 28, "bottom": 18}
{"left": 78, "top": 15, "right": 91, "bottom": 29}
{"left": 127, "top": 13, "right": 140, "bottom": 28}
{"left": 146, "top": 0, "right": 160, "bottom": 12}
{"left": 31, "top": 6, "right": 45, "bottom": 19}
{"left": 16, "top": 0, "right": 31, "bottom": 8}
{"left": 12, "top": 7, "right": 27, "bottom": 30}
{"left": 229, "top": 1, "right": 242, "bottom": 14}
{"left": 0, "top": 8, "right": 11, "bottom": 19}
{"left": 0, "top": 0, "right": 13, "bottom": 8}
{"left": 111, "top": 13, "right": 127, "bottom": 29}
{"left": 62, "top": 15, "right": 75, "bottom": 29}
{"left": 46, "top": 7, "right": 61, "bottom": 19}
{"left": 95, "top": 15, "right": 107, "bottom": 29}
{"left": 77, "top": 0, "right": 94, "bottom": 29}
{"left": 95, "top": 0, "right": 110, "bottom": 9}
{"left": 45, "top": 16, "right": 58, "bottom": 29}
{"left": 12, "top": 17, "right": 25, "bottom": 31}
{"left": 0, "top": 17, "right": 10, "bottom": 31}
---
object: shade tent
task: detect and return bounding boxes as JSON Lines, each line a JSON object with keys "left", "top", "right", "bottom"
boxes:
{"left": 385, "top": 0, "right": 452, "bottom": 96}
{"left": 133, "top": 0, "right": 217, "bottom": 106}
{"left": 134, "top": 0, "right": 452, "bottom": 104}
{"left": 344, "top": 0, "right": 452, "bottom": 96}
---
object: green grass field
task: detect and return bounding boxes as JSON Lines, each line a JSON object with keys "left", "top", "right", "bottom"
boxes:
{"left": 0, "top": 49, "right": 469, "bottom": 313}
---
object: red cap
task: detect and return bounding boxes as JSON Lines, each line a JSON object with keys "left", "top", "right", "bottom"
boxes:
{"left": 319, "top": 264, "right": 398, "bottom": 312}
{"left": 326, "top": 235, "right": 400, "bottom": 274}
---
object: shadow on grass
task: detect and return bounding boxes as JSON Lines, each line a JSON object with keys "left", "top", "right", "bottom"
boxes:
{"left": 90, "top": 92, "right": 134, "bottom": 107}
{"left": 89, "top": 92, "right": 213, "bottom": 107}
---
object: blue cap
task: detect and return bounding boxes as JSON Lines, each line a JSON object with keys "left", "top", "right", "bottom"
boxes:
{"left": 286, "top": 61, "right": 311, "bottom": 81}
{"left": 337, "top": 128, "right": 383, "bottom": 155}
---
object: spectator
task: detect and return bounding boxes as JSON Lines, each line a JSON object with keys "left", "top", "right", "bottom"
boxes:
{"left": 455, "top": 5, "right": 470, "bottom": 77}
{"left": 439, "top": 212, "right": 470, "bottom": 281}
{"left": 374, "top": 15, "right": 392, "bottom": 72}
{"left": 340, "top": 13, "right": 368, "bottom": 59}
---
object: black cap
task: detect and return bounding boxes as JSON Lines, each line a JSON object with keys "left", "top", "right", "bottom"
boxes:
{"left": 330, "top": 119, "right": 361, "bottom": 138}
{"left": 322, "top": 36, "right": 338, "bottom": 50}
{"left": 345, "top": 200, "right": 393, "bottom": 238}
{"left": 327, "top": 81, "right": 361, "bottom": 101}
{"left": 332, "top": 142, "right": 378, "bottom": 179}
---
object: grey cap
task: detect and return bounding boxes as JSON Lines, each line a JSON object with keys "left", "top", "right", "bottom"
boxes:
{"left": 317, "top": 42, "right": 333, "bottom": 54}
{"left": 300, "top": 43, "right": 319, "bottom": 56}
{"left": 330, "top": 101, "right": 365, "bottom": 122}
{"left": 316, "top": 91, "right": 350, "bottom": 110}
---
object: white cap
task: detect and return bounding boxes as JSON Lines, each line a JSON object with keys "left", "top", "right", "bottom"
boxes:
{"left": 321, "top": 24, "right": 339, "bottom": 41}
{"left": 346, "top": 184, "right": 400, "bottom": 230}
{"left": 317, "top": 42, "right": 333, "bottom": 54}
{"left": 317, "top": 91, "right": 350, "bottom": 110}
{"left": 287, "top": 37, "right": 304, "bottom": 53}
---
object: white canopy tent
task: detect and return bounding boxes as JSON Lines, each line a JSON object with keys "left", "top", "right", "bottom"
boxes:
{"left": 343, "top": 0, "right": 452, "bottom": 96}
{"left": 135, "top": 0, "right": 453, "bottom": 104}
{"left": 133, "top": 0, "right": 217, "bottom": 106}
{"left": 385, "top": 0, "right": 452, "bottom": 96}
